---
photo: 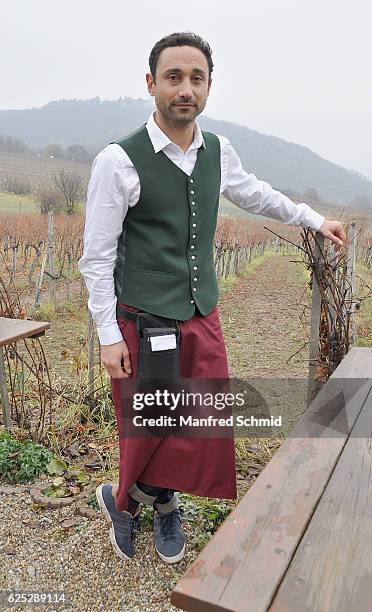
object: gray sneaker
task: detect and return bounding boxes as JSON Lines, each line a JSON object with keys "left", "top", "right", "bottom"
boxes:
{"left": 153, "top": 509, "right": 185, "bottom": 564}
{"left": 96, "top": 483, "right": 135, "bottom": 561}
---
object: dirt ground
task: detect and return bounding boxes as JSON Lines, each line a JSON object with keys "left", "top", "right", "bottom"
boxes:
{"left": 219, "top": 253, "right": 311, "bottom": 435}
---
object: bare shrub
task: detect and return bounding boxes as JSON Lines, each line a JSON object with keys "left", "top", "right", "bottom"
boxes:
{"left": 1, "top": 171, "right": 31, "bottom": 194}
{"left": 36, "top": 187, "right": 65, "bottom": 214}
{"left": 54, "top": 170, "right": 84, "bottom": 215}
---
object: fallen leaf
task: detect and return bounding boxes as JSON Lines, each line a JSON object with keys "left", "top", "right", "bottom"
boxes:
{"left": 53, "top": 477, "right": 65, "bottom": 487}
{"left": 59, "top": 517, "right": 81, "bottom": 529}
{"left": 8, "top": 451, "right": 21, "bottom": 459}
{"left": 49, "top": 487, "right": 71, "bottom": 498}
{"left": 46, "top": 457, "right": 68, "bottom": 476}
{"left": 18, "top": 308, "right": 27, "bottom": 320}
{"left": 77, "top": 471, "right": 89, "bottom": 483}
{"left": 84, "top": 461, "right": 102, "bottom": 470}
{"left": 246, "top": 467, "right": 261, "bottom": 476}
{"left": 68, "top": 486, "right": 81, "bottom": 496}
{"left": 63, "top": 442, "right": 81, "bottom": 459}
{"left": 245, "top": 462, "right": 263, "bottom": 470}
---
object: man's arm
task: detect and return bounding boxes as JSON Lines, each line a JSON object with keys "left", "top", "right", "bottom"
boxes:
{"left": 78, "top": 145, "right": 133, "bottom": 378}
{"left": 219, "top": 138, "right": 346, "bottom": 250}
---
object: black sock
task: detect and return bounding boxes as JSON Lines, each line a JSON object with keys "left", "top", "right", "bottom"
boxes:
{"left": 127, "top": 495, "right": 140, "bottom": 516}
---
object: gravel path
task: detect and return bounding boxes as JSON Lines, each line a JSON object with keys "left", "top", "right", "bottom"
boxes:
{"left": 0, "top": 253, "right": 310, "bottom": 612}
{"left": 0, "top": 486, "right": 197, "bottom": 612}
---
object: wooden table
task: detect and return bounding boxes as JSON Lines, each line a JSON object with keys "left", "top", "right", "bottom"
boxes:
{"left": 172, "top": 347, "right": 372, "bottom": 612}
{"left": 0, "top": 317, "right": 50, "bottom": 429}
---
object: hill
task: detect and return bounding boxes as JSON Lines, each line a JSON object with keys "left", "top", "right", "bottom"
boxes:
{"left": 0, "top": 97, "right": 371, "bottom": 205}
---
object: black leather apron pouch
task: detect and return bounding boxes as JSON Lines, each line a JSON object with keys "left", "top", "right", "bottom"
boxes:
{"left": 136, "top": 313, "right": 181, "bottom": 383}
{"left": 135, "top": 314, "right": 182, "bottom": 435}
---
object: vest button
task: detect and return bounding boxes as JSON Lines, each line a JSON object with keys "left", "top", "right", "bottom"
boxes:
{"left": 190, "top": 190, "right": 195, "bottom": 195}
{"left": 191, "top": 201, "right": 196, "bottom": 205}
{"left": 192, "top": 223, "right": 197, "bottom": 228}
{"left": 193, "top": 287, "right": 197, "bottom": 292}
{"left": 194, "top": 277, "right": 197, "bottom": 281}
{"left": 192, "top": 234, "right": 196, "bottom": 238}
{"left": 194, "top": 266, "right": 198, "bottom": 270}
{"left": 190, "top": 299, "right": 194, "bottom": 304}
{"left": 192, "top": 212, "right": 196, "bottom": 216}
{"left": 191, "top": 255, "right": 196, "bottom": 260}
{"left": 190, "top": 179, "right": 194, "bottom": 183}
{"left": 191, "top": 245, "right": 195, "bottom": 249}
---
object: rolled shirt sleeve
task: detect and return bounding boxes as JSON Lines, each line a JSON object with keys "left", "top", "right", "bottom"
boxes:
{"left": 219, "top": 137, "right": 326, "bottom": 231}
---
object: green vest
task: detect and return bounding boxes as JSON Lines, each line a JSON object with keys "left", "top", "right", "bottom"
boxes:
{"left": 113, "top": 125, "right": 221, "bottom": 320}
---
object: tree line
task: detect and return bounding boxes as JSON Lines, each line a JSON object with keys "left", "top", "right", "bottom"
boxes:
{"left": 0, "top": 134, "right": 93, "bottom": 164}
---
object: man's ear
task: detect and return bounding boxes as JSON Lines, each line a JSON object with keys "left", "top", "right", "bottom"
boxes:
{"left": 146, "top": 72, "right": 155, "bottom": 96}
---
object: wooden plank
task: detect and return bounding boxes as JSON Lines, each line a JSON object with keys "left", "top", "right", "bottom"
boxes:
{"left": 0, "top": 318, "right": 50, "bottom": 347}
{"left": 270, "top": 385, "right": 372, "bottom": 612}
{"left": 172, "top": 348, "right": 372, "bottom": 612}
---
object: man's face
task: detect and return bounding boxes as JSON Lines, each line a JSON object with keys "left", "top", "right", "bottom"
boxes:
{"left": 146, "top": 45, "right": 211, "bottom": 125}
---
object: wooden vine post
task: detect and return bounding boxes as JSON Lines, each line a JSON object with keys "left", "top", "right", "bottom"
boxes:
{"left": 87, "top": 310, "right": 95, "bottom": 398}
{"left": 34, "top": 247, "right": 48, "bottom": 308}
{"left": 347, "top": 221, "right": 357, "bottom": 346}
{"left": 0, "top": 346, "right": 11, "bottom": 429}
{"left": 47, "top": 211, "right": 56, "bottom": 304}
{"left": 307, "top": 232, "right": 324, "bottom": 407}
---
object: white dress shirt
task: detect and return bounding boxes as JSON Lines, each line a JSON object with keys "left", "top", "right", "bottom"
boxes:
{"left": 78, "top": 112, "right": 325, "bottom": 345}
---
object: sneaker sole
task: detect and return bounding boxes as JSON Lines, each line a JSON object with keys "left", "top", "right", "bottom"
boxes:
{"left": 155, "top": 542, "right": 186, "bottom": 564}
{"left": 96, "top": 484, "right": 133, "bottom": 562}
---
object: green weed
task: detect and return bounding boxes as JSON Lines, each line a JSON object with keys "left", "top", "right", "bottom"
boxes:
{"left": 0, "top": 431, "right": 53, "bottom": 483}
{"left": 30, "top": 302, "right": 56, "bottom": 321}
{"left": 179, "top": 494, "right": 233, "bottom": 549}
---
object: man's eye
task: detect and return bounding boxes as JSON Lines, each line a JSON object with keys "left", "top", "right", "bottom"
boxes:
{"left": 168, "top": 75, "right": 178, "bottom": 81}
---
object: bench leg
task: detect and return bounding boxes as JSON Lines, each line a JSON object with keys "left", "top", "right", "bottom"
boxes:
{"left": 0, "top": 347, "right": 12, "bottom": 430}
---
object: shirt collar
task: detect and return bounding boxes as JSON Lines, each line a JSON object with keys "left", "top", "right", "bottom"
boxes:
{"left": 146, "top": 111, "right": 206, "bottom": 153}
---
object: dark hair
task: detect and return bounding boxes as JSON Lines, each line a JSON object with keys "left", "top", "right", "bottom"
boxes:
{"left": 149, "top": 32, "right": 213, "bottom": 81}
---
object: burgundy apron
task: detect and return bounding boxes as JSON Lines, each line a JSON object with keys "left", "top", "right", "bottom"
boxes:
{"left": 111, "top": 302, "right": 237, "bottom": 511}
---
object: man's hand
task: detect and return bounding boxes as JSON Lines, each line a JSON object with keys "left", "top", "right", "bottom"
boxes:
{"left": 318, "top": 220, "right": 347, "bottom": 251}
{"left": 101, "top": 340, "right": 132, "bottom": 379}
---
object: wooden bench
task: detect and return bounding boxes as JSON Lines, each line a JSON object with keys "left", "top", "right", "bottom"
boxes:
{"left": 0, "top": 317, "right": 50, "bottom": 429}
{"left": 172, "top": 347, "right": 372, "bottom": 612}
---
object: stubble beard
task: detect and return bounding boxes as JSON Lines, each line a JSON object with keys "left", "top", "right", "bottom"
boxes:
{"left": 160, "top": 99, "right": 206, "bottom": 126}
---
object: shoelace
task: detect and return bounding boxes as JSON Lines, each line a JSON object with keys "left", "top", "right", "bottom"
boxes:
{"left": 115, "top": 515, "right": 135, "bottom": 540}
{"left": 158, "top": 510, "right": 181, "bottom": 541}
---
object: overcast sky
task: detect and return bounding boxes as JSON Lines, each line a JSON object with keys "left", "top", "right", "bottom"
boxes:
{"left": 1, "top": 0, "right": 371, "bottom": 179}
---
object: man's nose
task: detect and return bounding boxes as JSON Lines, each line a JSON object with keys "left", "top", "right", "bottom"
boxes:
{"left": 178, "top": 82, "right": 193, "bottom": 98}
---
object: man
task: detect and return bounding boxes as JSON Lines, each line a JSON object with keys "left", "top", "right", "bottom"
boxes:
{"left": 78, "top": 32, "right": 346, "bottom": 565}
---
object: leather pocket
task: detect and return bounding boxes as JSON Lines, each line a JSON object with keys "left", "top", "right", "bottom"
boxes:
{"left": 137, "top": 337, "right": 181, "bottom": 381}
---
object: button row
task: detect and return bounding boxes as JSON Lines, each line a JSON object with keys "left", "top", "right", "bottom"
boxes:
{"left": 189, "top": 181, "right": 197, "bottom": 302}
